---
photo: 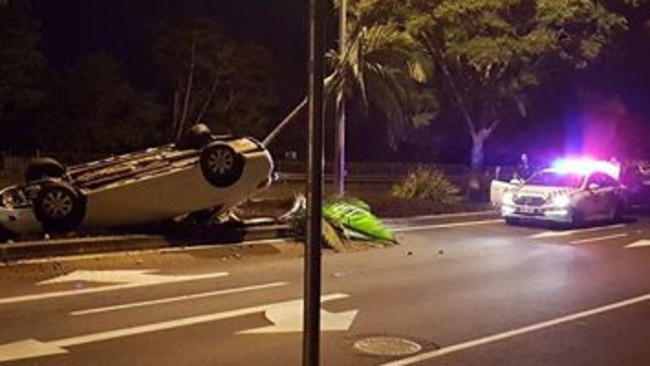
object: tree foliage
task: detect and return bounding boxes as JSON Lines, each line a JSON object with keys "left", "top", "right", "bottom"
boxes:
{"left": 40, "top": 52, "right": 164, "bottom": 153}
{"left": 352, "top": 0, "right": 632, "bottom": 169}
{"left": 0, "top": 0, "right": 46, "bottom": 151}
{"left": 328, "top": 2, "right": 439, "bottom": 147}
{"left": 264, "top": 1, "right": 439, "bottom": 148}
{"left": 154, "top": 17, "right": 279, "bottom": 140}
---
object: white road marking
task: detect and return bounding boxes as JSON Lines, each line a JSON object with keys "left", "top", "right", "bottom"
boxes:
{"left": 624, "top": 240, "right": 650, "bottom": 249}
{"left": 528, "top": 224, "right": 626, "bottom": 239}
{"left": 380, "top": 292, "right": 650, "bottom": 366}
{"left": 0, "top": 271, "right": 228, "bottom": 305}
{"left": 1, "top": 238, "right": 293, "bottom": 266}
{"left": 0, "top": 293, "right": 350, "bottom": 363}
{"left": 72, "top": 281, "right": 289, "bottom": 315}
{"left": 239, "top": 297, "right": 358, "bottom": 334}
{"left": 386, "top": 211, "right": 496, "bottom": 221}
{"left": 569, "top": 233, "right": 628, "bottom": 245}
{"left": 392, "top": 219, "right": 502, "bottom": 233}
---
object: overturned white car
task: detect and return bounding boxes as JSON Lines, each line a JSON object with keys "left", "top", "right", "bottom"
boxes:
{"left": 492, "top": 159, "right": 627, "bottom": 226}
{"left": 0, "top": 124, "right": 274, "bottom": 239}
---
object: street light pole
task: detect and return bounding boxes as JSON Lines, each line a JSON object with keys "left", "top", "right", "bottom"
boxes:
{"left": 333, "top": 0, "right": 347, "bottom": 196}
{"left": 303, "top": 0, "right": 326, "bottom": 364}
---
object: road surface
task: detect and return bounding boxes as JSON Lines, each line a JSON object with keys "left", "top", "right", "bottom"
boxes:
{"left": 0, "top": 211, "right": 649, "bottom": 365}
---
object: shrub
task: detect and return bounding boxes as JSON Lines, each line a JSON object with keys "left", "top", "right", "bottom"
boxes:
{"left": 391, "top": 167, "right": 462, "bottom": 205}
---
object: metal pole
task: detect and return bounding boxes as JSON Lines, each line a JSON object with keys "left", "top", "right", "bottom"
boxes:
{"left": 333, "top": 0, "right": 347, "bottom": 196}
{"left": 303, "top": 0, "right": 325, "bottom": 364}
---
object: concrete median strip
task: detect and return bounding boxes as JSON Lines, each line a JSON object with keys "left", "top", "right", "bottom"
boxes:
{"left": 0, "top": 223, "right": 294, "bottom": 263}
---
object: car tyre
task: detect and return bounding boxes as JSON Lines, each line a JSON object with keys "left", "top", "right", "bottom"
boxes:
{"left": 570, "top": 209, "right": 585, "bottom": 228}
{"left": 504, "top": 217, "right": 520, "bottom": 226}
{"left": 33, "top": 182, "right": 86, "bottom": 233}
{"left": 200, "top": 143, "right": 244, "bottom": 188}
{"left": 25, "top": 157, "right": 66, "bottom": 182}
{"left": 175, "top": 123, "right": 213, "bottom": 150}
{"left": 613, "top": 201, "right": 625, "bottom": 222}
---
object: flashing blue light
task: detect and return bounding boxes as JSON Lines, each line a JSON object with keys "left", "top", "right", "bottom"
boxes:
{"left": 550, "top": 158, "right": 620, "bottom": 179}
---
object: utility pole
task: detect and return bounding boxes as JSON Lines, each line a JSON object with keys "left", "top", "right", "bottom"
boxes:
{"left": 303, "top": 0, "right": 326, "bottom": 364}
{"left": 333, "top": 0, "right": 347, "bottom": 196}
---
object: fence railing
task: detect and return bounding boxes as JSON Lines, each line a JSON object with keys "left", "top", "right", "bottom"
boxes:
{"left": 0, "top": 154, "right": 516, "bottom": 184}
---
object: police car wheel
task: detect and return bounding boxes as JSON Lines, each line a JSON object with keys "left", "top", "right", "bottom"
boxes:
{"left": 504, "top": 217, "right": 520, "bottom": 226}
{"left": 613, "top": 201, "right": 625, "bottom": 222}
{"left": 570, "top": 209, "right": 585, "bottom": 227}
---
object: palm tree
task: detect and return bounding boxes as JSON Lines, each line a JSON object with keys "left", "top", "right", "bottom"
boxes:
{"left": 263, "top": 17, "right": 436, "bottom": 149}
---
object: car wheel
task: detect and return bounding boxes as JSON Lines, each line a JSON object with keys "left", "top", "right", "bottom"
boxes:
{"left": 175, "top": 123, "right": 213, "bottom": 150}
{"left": 504, "top": 217, "right": 519, "bottom": 226}
{"left": 200, "top": 143, "right": 245, "bottom": 188}
{"left": 33, "top": 182, "right": 86, "bottom": 233}
{"left": 570, "top": 209, "right": 585, "bottom": 227}
{"left": 25, "top": 157, "right": 66, "bottom": 182}
{"left": 613, "top": 201, "right": 625, "bottom": 222}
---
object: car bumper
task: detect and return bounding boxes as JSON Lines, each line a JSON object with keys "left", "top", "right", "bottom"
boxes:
{"left": 501, "top": 204, "right": 573, "bottom": 223}
{"left": 0, "top": 206, "right": 41, "bottom": 235}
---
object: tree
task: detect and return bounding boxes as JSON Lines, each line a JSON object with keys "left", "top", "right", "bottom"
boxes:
{"left": 154, "top": 17, "right": 279, "bottom": 140}
{"left": 0, "top": 0, "right": 46, "bottom": 151}
{"left": 264, "top": 3, "right": 438, "bottom": 150}
{"left": 40, "top": 52, "right": 164, "bottom": 153}
{"left": 381, "top": 0, "right": 630, "bottom": 171}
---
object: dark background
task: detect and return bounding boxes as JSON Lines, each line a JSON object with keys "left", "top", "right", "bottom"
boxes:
{"left": 26, "top": 1, "right": 650, "bottom": 165}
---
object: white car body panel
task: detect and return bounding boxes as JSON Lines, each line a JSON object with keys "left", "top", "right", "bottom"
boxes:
{"left": 82, "top": 150, "right": 272, "bottom": 228}
{"left": 0, "top": 133, "right": 274, "bottom": 237}
{"left": 489, "top": 180, "right": 515, "bottom": 208}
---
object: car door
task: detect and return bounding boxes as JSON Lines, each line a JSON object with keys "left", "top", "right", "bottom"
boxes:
{"left": 490, "top": 179, "right": 517, "bottom": 208}
{"left": 584, "top": 173, "right": 615, "bottom": 219}
{"left": 598, "top": 173, "right": 622, "bottom": 216}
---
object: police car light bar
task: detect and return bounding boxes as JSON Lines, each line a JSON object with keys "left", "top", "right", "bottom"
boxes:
{"left": 550, "top": 158, "right": 620, "bottom": 179}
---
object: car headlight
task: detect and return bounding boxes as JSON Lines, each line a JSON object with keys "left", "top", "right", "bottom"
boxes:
{"left": 551, "top": 194, "right": 571, "bottom": 208}
{"left": 1, "top": 192, "right": 15, "bottom": 208}
{"left": 502, "top": 191, "right": 515, "bottom": 205}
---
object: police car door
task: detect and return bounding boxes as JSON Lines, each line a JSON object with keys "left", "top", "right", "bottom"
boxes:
{"left": 585, "top": 173, "right": 613, "bottom": 219}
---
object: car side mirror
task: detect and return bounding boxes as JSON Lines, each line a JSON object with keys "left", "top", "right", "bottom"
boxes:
{"left": 588, "top": 182, "right": 600, "bottom": 190}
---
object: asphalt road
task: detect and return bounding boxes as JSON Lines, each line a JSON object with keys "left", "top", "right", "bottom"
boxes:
{"left": 0, "top": 211, "right": 649, "bottom": 365}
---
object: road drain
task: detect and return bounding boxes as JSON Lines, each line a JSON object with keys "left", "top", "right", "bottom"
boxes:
{"left": 354, "top": 336, "right": 422, "bottom": 356}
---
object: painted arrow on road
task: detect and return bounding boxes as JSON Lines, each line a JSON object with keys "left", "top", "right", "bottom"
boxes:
{"left": 0, "top": 270, "right": 228, "bottom": 305}
{"left": 239, "top": 297, "right": 358, "bottom": 334}
{"left": 0, "top": 293, "right": 355, "bottom": 363}
{"left": 624, "top": 240, "right": 650, "bottom": 249}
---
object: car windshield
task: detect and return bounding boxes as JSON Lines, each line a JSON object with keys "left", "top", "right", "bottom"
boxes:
{"left": 526, "top": 170, "right": 584, "bottom": 188}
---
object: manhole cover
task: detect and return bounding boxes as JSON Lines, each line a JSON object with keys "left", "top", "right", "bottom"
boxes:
{"left": 354, "top": 336, "right": 422, "bottom": 356}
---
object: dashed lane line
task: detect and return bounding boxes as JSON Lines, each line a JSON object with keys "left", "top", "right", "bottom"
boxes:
{"left": 392, "top": 219, "right": 502, "bottom": 233}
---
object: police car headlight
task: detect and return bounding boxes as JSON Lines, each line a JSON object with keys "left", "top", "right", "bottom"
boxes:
{"left": 551, "top": 194, "right": 571, "bottom": 208}
{"left": 502, "top": 191, "right": 515, "bottom": 205}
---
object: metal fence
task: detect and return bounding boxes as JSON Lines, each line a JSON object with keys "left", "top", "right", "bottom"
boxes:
{"left": 0, "top": 154, "right": 516, "bottom": 184}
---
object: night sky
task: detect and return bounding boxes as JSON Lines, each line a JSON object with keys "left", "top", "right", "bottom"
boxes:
{"left": 31, "top": 0, "right": 310, "bottom": 99}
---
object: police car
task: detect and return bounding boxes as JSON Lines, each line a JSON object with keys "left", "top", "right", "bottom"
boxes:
{"left": 496, "top": 159, "right": 627, "bottom": 226}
